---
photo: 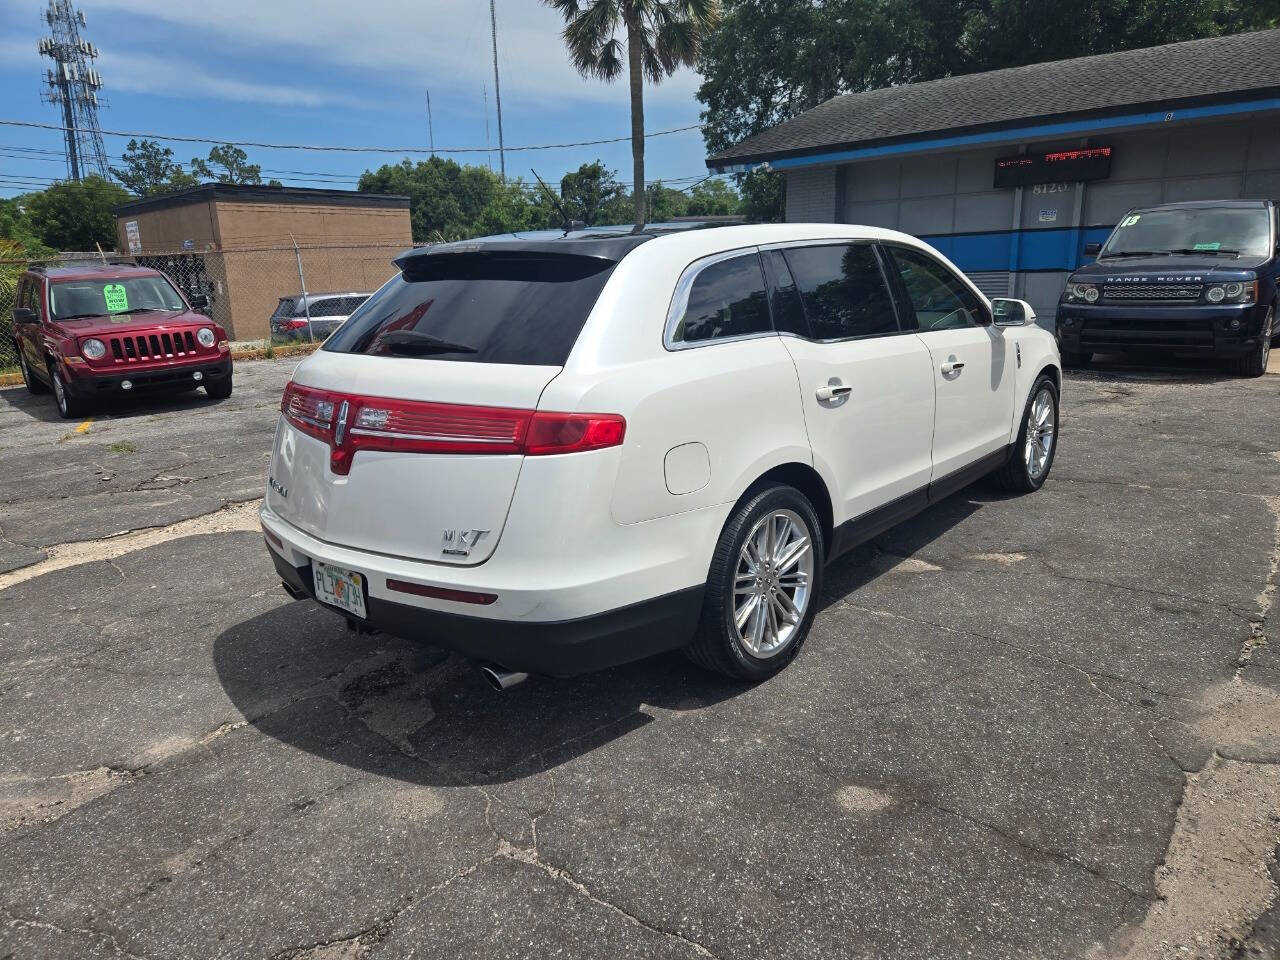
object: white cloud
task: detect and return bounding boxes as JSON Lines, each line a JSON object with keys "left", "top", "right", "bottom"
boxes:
{"left": 96, "top": 50, "right": 367, "bottom": 109}
{"left": 69, "top": 0, "right": 703, "bottom": 110}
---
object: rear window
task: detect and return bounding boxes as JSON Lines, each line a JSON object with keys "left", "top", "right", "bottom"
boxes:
{"left": 324, "top": 252, "right": 617, "bottom": 365}
{"left": 273, "top": 298, "right": 297, "bottom": 318}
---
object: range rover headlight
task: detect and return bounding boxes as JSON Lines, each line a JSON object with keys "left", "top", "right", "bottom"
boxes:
{"left": 1205, "top": 280, "right": 1256, "bottom": 304}
{"left": 81, "top": 338, "right": 106, "bottom": 360}
{"left": 196, "top": 327, "right": 216, "bottom": 347}
{"left": 1066, "top": 282, "right": 1099, "bottom": 303}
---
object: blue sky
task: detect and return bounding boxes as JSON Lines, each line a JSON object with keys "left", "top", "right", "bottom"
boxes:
{"left": 0, "top": 0, "right": 718, "bottom": 198}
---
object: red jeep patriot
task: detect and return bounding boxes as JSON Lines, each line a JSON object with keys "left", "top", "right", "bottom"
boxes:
{"left": 10, "top": 263, "right": 232, "bottom": 418}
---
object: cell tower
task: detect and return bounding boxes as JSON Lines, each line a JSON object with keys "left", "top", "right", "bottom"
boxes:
{"left": 38, "top": 0, "right": 109, "bottom": 181}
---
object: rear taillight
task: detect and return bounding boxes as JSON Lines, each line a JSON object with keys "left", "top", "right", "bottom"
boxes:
{"left": 280, "top": 381, "right": 624, "bottom": 475}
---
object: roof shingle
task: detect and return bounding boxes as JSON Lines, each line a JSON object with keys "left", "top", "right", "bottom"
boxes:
{"left": 707, "top": 28, "right": 1280, "bottom": 167}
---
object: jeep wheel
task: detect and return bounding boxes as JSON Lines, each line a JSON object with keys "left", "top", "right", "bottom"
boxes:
{"left": 686, "top": 484, "right": 824, "bottom": 681}
{"left": 1231, "top": 307, "right": 1272, "bottom": 378}
{"left": 205, "top": 376, "right": 233, "bottom": 400}
{"left": 48, "top": 362, "right": 88, "bottom": 419}
{"left": 18, "top": 349, "right": 48, "bottom": 394}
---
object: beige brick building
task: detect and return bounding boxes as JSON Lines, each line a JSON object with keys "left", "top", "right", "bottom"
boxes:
{"left": 113, "top": 184, "right": 412, "bottom": 340}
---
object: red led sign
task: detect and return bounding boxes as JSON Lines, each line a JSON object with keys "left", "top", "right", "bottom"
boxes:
{"left": 994, "top": 146, "right": 1113, "bottom": 188}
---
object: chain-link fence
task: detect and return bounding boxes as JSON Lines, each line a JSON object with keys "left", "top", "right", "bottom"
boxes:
{"left": 2, "top": 243, "right": 419, "bottom": 375}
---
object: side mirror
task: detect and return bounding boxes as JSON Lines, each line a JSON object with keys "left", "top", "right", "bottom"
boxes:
{"left": 991, "top": 298, "right": 1035, "bottom": 327}
{"left": 189, "top": 293, "right": 209, "bottom": 309}
{"left": 11, "top": 307, "right": 37, "bottom": 325}
{"left": 1083, "top": 242, "right": 1102, "bottom": 256}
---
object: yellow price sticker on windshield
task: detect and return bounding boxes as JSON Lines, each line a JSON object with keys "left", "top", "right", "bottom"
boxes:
{"left": 1119, "top": 214, "right": 1141, "bottom": 227}
{"left": 103, "top": 284, "right": 128, "bottom": 312}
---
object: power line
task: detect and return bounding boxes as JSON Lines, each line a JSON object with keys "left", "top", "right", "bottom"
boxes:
{"left": 0, "top": 118, "right": 702, "bottom": 155}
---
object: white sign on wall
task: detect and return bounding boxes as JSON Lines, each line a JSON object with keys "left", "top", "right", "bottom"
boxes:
{"left": 1038, "top": 209, "right": 1058, "bottom": 223}
{"left": 125, "top": 220, "right": 142, "bottom": 254}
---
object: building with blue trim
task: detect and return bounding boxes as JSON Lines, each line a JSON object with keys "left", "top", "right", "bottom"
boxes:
{"left": 707, "top": 28, "right": 1280, "bottom": 323}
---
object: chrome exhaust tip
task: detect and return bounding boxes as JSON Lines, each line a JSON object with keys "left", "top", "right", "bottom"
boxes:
{"left": 480, "top": 663, "right": 529, "bottom": 691}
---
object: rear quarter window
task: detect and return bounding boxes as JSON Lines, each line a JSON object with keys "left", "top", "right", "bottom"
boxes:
{"left": 669, "top": 252, "right": 772, "bottom": 345}
{"left": 324, "top": 252, "right": 617, "bottom": 366}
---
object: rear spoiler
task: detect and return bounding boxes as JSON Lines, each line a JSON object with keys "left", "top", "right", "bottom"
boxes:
{"left": 393, "top": 235, "right": 651, "bottom": 275}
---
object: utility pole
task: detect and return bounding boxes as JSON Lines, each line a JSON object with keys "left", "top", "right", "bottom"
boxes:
{"left": 426, "top": 88, "right": 435, "bottom": 156}
{"left": 483, "top": 83, "right": 493, "bottom": 172}
{"left": 489, "top": 0, "right": 506, "bottom": 181}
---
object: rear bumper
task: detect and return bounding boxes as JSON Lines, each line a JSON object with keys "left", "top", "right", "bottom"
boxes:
{"left": 260, "top": 500, "right": 710, "bottom": 676}
{"left": 266, "top": 540, "right": 702, "bottom": 676}
{"left": 1056, "top": 301, "right": 1266, "bottom": 356}
{"left": 66, "top": 356, "right": 232, "bottom": 396}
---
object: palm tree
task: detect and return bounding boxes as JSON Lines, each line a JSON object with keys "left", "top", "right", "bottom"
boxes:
{"left": 544, "top": 0, "right": 720, "bottom": 233}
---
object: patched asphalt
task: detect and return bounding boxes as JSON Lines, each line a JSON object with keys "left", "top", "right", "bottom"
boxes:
{"left": 1, "top": 355, "right": 1278, "bottom": 959}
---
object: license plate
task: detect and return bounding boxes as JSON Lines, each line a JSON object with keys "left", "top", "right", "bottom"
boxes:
{"left": 312, "top": 561, "right": 367, "bottom": 619}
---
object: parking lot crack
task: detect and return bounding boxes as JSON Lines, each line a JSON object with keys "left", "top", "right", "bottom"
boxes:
{"left": 496, "top": 841, "right": 722, "bottom": 959}
{"left": 905, "top": 795, "right": 1151, "bottom": 902}
{"left": 1234, "top": 495, "right": 1279, "bottom": 681}
{"left": 1, "top": 907, "right": 155, "bottom": 960}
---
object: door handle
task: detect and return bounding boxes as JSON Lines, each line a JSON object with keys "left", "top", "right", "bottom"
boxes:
{"left": 815, "top": 380, "right": 853, "bottom": 402}
{"left": 940, "top": 359, "right": 965, "bottom": 376}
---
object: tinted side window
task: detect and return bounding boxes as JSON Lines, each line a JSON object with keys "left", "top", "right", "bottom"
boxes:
{"left": 760, "top": 250, "right": 808, "bottom": 337}
{"left": 888, "top": 246, "right": 988, "bottom": 331}
{"left": 673, "top": 253, "right": 772, "bottom": 344}
{"left": 783, "top": 243, "right": 899, "bottom": 340}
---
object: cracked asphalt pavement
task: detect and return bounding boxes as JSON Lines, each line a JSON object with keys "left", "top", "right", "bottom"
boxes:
{"left": 1, "top": 356, "right": 1278, "bottom": 959}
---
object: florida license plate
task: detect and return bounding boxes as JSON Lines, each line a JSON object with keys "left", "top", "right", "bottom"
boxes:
{"left": 313, "top": 561, "right": 367, "bottom": 619}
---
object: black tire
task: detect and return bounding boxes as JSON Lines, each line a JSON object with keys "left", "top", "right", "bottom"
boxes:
{"left": 1230, "top": 307, "right": 1272, "bottom": 378}
{"left": 992, "top": 374, "right": 1059, "bottom": 493}
{"left": 18, "top": 348, "right": 48, "bottom": 394}
{"left": 686, "top": 484, "right": 825, "bottom": 681}
{"left": 47, "top": 361, "right": 88, "bottom": 419}
{"left": 205, "top": 376, "right": 233, "bottom": 400}
{"left": 1061, "top": 349, "right": 1091, "bottom": 368}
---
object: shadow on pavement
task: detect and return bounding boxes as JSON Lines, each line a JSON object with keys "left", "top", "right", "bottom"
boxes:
{"left": 1074, "top": 351, "right": 1245, "bottom": 384}
{"left": 0, "top": 382, "right": 224, "bottom": 424}
{"left": 214, "top": 485, "right": 985, "bottom": 787}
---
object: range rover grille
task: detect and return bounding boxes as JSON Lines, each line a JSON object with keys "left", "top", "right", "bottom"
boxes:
{"left": 1101, "top": 283, "right": 1202, "bottom": 302}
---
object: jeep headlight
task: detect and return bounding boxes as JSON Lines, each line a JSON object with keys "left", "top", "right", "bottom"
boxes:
{"left": 81, "top": 338, "right": 106, "bottom": 360}
{"left": 197, "top": 327, "right": 216, "bottom": 347}
{"left": 1065, "top": 282, "right": 1099, "bottom": 303}
{"left": 1204, "top": 280, "right": 1256, "bottom": 304}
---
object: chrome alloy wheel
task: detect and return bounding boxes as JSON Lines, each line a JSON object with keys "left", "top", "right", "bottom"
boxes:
{"left": 1024, "top": 386, "right": 1056, "bottom": 480}
{"left": 733, "top": 508, "right": 814, "bottom": 658}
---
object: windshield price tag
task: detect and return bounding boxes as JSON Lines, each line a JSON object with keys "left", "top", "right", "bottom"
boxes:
{"left": 1119, "top": 214, "right": 1141, "bottom": 227}
{"left": 103, "top": 284, "right": 129, "bottom": 312}
{"left": 1193, "top": 242, "right": 1221, "bottom": 251}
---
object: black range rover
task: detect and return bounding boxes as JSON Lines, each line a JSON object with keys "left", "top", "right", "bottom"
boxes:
{"left": 1056, "top": 199, "right": 1277, "bottom": 376}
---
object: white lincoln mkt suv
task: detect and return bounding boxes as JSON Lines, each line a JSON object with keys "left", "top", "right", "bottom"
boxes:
{"left": 261, "top": 223, "right": 1060, "bottom": 687}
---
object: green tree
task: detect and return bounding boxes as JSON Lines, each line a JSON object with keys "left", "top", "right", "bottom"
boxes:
{"left": 557, "top": 161, "right": 631, "bottom": 225}
{"left": 360, "top": 157, "right": 514, "bottom": 242}
{"left": 646, "top": 180, "right": 689, "bottom": 221}
{"left": 191, "top": 144, "right": 263, "bottom": 185}
{"left": 473, "top": 179, "right": 559, "bottom": 236}
{"left": 685, "top": 177, "right": 740, "bottom": 216}
{"left": 0, "top": 195, "right": 55, "bottom": 257}
{"left": 23, "top": 176, "right": 131, "bottom": 251}
{"left": 544, "top": 0, "right": 721, "bottom": 232}
{"left": 111, "top": 139, "right": 199, "bottom": 196}
{"left": 698, "top": 0, "right": 1280, "bottom": 164}
{"left": 737, "top": 167, "right": 784, "bottom": 223}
